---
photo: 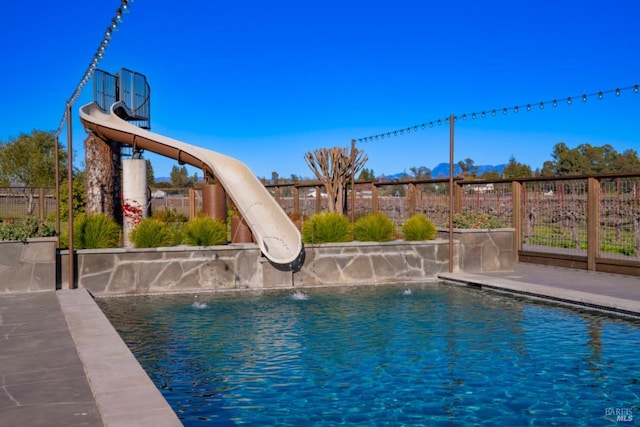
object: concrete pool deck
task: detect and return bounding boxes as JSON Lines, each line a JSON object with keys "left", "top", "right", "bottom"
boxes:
{"left": 439, "top": 263, "right": 640, "bottom": 318}
{"left": 0, "top": 289, "right": 182, "bottom": 427}
{"left": 1, "top": 263, "right": 639, "bottom": 426}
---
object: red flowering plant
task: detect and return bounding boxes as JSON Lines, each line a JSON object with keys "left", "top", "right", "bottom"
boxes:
{"left": 122, "top": 197, "right": 144, "bottom": 228}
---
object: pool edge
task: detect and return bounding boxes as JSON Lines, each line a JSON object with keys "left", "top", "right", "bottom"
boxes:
{"left": 439, "top": 272, "right": 640, "bottom": 320}
{"left": 57, "top": 289, "right": 183, "bottom": 427}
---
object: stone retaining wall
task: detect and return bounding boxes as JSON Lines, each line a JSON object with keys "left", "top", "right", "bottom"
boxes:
{"left": 437, "top": 228, "right": 515, "bottom": 273}
{"left": 58, "top": 240, "right": 458, "bottom": 295}
{"left": 2, "top": 229, "right": 514, "bottom": 294}
{"left": 0, "top": 238, "right": 57, "bottom": 293}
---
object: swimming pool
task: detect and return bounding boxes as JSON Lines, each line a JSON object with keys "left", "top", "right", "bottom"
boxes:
{"left": 98, "top": 284, "right": 640, "bottom": 426}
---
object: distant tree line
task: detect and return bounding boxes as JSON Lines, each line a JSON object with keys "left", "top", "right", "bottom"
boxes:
{"left": 2, "top": 129, "right": 640, "bottom": 218}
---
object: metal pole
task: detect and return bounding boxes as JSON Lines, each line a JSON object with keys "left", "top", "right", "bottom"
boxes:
{"left": 351, "top": 139, "right": 356, "bottom": 224}
{"left": 54, "top": 137, "right": 60, "bottom": 234}
{"left": 448, "top": 114, "right": 454, "bottom": 273}
{"left": 66, "top": 103, "right": 74, "bottom": 289}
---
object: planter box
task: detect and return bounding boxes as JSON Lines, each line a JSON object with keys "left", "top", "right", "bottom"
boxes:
{"left": 59, "top": 240, "right": 455, "bottom": 295}
{"left": 58, "top": 229, "right": 515, "bottom": 295}
{"left": 0, "top": 237, "right": 58, "bottom": 293}
{"left": 437, "top": 228, "right": 515, "bottom": 272}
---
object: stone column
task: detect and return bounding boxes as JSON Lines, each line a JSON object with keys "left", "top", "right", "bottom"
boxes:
{"left": 122, "top": 159, "right": 148, "bottom": 247}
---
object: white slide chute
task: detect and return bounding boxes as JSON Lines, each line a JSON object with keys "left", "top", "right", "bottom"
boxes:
{"left": 80, "top": 101, "right": 305, "bottom": 271}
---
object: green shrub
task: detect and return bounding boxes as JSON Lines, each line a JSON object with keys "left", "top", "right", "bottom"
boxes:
{"left": 453, "top": 211, "right": 504, "bottom": 229}
{"left": 130, "top": 218, "right": 175, "bottom": 248}
{"left": 167, "top": 222, "right": 184, "bottom": 246}
{"left": 302, "top": 212, "right": 352, "bottom": 244}
{"left": 353, "top": 212, "right": 394, "bottom": 242}
{"left": 402, "top": 214, "right": 437, "bottom": 241}
{"left": 182, "top": 216, "right": 227, "bottom": 246}
{"left": 74, "top": 213, "right": 121, "bottom": 249}
{"left": 0, "top": 216, "right": 57, "bottom": 242}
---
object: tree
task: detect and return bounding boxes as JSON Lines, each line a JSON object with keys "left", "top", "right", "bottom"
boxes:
{"left": 479, "top": 170, "right": 502, "bottom": 180}
{"left": 409, "top": 166, "right": 431, "bottom": 179}
{"left": 170, "top": 165, "right": 197, "bottom": 187}
{"left": 85, "top": 133, "right": 121, "bottom": 218}
{"left": 304, "top": 145, "right": 368, "bottom": 214}
{"left": 457, "top": 158, "right": 477, "bottom": 179}
{"left": 0, "top": 130, "right": 66, "bottom": 215}
{"left": 545, "top": 142, "right": 640, "bottom": 176}
{"left": 502, "top": 156, "right": 532, "bottom": 179}
{"left": 271, "top": 171, "right": 280, "bottom": 184}
{"left": 58, "top": 171, "right": 86, "bottom": 221}
{"left": 611, "top": 149, "right": 640, "bottom": 173}
{"left": 539, "top": 160, "right": 556, "bottom": 177}
{"left": 146, "top": 159, "right": 155, "bottom": 186}
{"left": 552, "top": 142, "right": 589, "bottom": 175}
{"left": 358, "top": 168, "right": 376, "bottom": 181}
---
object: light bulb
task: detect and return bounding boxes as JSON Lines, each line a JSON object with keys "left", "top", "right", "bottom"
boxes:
{"left": 598, "top": 91, "right": 603, "bottom": 100}
{"left": 567, "top": 97, "right": 572, "bottom": 105}
{"left": 582, "top": 94, "right": 587, "bottom": 102}
{"left": 514, "top": 106, "right": 519, "bottom": 113}
{"left": 615, "top": 88, "right": 621, "bottom": 96}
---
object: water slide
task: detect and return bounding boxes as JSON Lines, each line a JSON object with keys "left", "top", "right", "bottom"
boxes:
{"left": 79, "top": 101, "right": 305, "bottom": 271}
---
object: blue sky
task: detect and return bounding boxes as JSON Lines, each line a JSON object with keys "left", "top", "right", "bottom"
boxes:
{"left": 1, "top": 1, "right": 639, "bottom": 180}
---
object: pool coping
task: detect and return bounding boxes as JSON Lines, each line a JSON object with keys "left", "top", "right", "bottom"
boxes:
{"left": 57, "top": 289, "right": 183, "bottom": 427}
{"left": 438, "top": 269, "right": 640, "bottom": 319}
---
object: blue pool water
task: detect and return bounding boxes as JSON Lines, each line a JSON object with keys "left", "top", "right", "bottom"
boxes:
{"left": 98, "top": 285, "right": 640, "bottom": 426}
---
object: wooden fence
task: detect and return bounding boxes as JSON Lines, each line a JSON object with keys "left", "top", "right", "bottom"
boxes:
{"left": 3, "top": 173, "right": 640, "bottom": 276}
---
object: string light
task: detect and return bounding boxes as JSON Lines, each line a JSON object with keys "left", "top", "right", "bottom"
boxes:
{"left": 356, "top": 83, "right": 638, "bottom": 144}
{"left": 54, "top": 0, "right": 132, "bottom": 138}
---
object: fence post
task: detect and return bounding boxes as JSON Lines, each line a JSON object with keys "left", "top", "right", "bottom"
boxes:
{"left": 315, "top": 185, "right": 321, "bottom": 214}
{"left": 512, "top": 180, "right": 522, "bottom": 259}
{"left": 408, "top": 183, "right": 416, "bottom": 217}
{"left": 188, "top": 188, "right": 196, "bottom": 220}
{"left": 293, "top": 186, "right": 300, "bottom": 217}
{"left": 454, "top": 182, "right": 463, "bottom": 214}
{"left": 38, "top": 187, "right": 45, "bottom": 221}
{"left": 587, "top": 177, "right": 600, "bottom": 271}
{"left": 372, "top": 184, "right": 379, "bottom": 213}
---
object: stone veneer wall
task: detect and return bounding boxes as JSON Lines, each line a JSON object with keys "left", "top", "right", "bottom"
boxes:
{"left": 436, "top": 228, "right": 515, "bottom": 273}
{"left": 58, "top": 240, "right": 457, "bottom": 295}
{"left": 0, "top": 238, "right": 57, "bottom": 293}
{"left": 1, "top": 230, "right": 515, "bottom": 294}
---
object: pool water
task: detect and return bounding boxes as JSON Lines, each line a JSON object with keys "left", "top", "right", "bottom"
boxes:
{"left": 98, "top": 285, "right": 640, "bottom": 426}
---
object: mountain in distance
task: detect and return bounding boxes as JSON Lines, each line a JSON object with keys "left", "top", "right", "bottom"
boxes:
{"left": 381, "top": 163, "right": 507, "bottom": 180}
{"left": 430, "top": 162, "right": 506, "bottom": 178}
